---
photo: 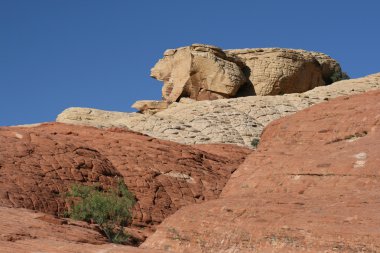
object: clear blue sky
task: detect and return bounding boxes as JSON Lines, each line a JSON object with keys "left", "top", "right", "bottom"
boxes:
{"left": 1, "top": 1, "right": 379, "bottom": 126}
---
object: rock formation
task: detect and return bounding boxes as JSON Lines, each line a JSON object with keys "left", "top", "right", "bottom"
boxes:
{"left": 151, "top": 44, "right": 247, "bottom": 102}
{"left": 134, "top": 44, "right": 346, "bottom": 113}
{"left": 0, "top": 123, "right": 250, "bottom": 238}
{"left": 141, "top": 90, "right": 380, "bottom": 252}
{"left": 57, "top": 73, "right": 380, "bottom": 147}
{"left": 3, "top": 40, "right": 379, "bottom": 252}
{"left": 149, "top": 44, "right": 346, "bottom": 101}
{"left": 0, "top": 126, "right": 122, "bottom": 214}
{"left": 226, "top": 48, "right": 344, "bottom": 96}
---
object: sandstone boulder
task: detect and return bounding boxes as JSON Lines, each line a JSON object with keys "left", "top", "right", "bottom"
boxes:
{"left": 141, "top": 90, "right": 380, "bottom": 252}
{"left": 151, "top": 44, "right": 247, "bottom": 101}
{"left": 227, "top": 48, "right": 344, "bottom": 96}
{"left": 0, "top": 123, "right": 250, "bottom": 232}
{"left": 57, "top": 73, "right": 380, "bottom": 147}
{"left": 150, "top": 45, "right": 346, "bottom": 101}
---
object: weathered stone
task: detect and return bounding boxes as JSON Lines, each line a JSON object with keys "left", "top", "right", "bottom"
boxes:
{"left": 57, "top": 73, "right": 380, "bottom": 147}
{"left": 132, "top": 100, "right": 169, "bottom": 114}
{"left": 0, "top": 127, "right": 122, "bottom": 215}
{"left": 151, "top": 44, "right": 247, "bottom": 101}
{"left": 151, "top": 45, "right": 346, "bottom": 100}
{"left": 227, "top": 48, "right": 329, "bottom": 95}
{"left": 0, "top": 123, "right": 250, "bottom": 233}
{"left": 309, "top": 51, "right": 347, "bottom": 83}
{"left": 141, "top": 90, "right": 380, "bottom": 252}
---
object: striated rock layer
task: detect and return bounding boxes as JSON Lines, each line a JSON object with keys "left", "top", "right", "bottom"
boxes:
{"left": 57, "top": 73, "right": 380, "bottom": 147}
{"left": 0, "top": 123, "right": 250, "bottom": 233}
{"left": 141, "top": 90, "right": 380, "bottom": 252}
{"left": 0, "top": 206, "right": 160, "bottom": 253}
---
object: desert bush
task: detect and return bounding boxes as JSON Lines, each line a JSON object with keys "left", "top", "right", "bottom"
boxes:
{"left": 330, "top": 71, "right": 349, "bottom": 83}
{"left": 251, "top": 138, "right": 260, "bottom": 148}
{"left": 66, "top": 180, "right": 135, "bottom": 244}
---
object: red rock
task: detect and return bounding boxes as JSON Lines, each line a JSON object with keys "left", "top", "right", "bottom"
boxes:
{"left": 0, "top": 126, "right": 121, "bottom": 215}
{"left": 0, "top": 123, "right": 250, "bottom": 235}
{"left": 0, "top": 206, "right": 161, "bottom": 252}
{"left": 142, "top": 90, "right": 380, "bottom": 252}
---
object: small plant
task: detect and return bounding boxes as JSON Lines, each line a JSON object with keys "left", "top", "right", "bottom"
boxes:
{"left": 251, "top": 138, "right": 260, "bottom": 148}
{"left": 66, "top": 180, "right": 135, "bottom": 244}
{"left": 330, "top": 71, "right": 349, "bottom": 83}
{"left": 167, "top": 227, "right": 189, "bottom": 243}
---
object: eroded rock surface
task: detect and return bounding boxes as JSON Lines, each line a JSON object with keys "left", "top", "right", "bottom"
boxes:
{"left": 0, "top": 206, "right": 159, "bottom": 253}
{"left": 141, "top": 90, "right": 380, "bottom": 252}
{"left": 0, "top": 123, "right": 250, "bottom": 230}
{"left": 0, "top": 127, "right": 122, "bottom": 214}
{"left": 150, "top": 44, "right": 345, "bottom": 100}
{"left": 151, "top": 44, "right": 247, "bottom": 101}
{"left": 227, "top": 48, "right": 344, "bottom": 96}
{"left": 57, "top": 73, "right": 380, "bottom": 147}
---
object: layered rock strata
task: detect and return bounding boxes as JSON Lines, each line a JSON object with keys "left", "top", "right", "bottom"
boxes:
{"left": 57, "top": 73, "right": 380, "bottom": 147}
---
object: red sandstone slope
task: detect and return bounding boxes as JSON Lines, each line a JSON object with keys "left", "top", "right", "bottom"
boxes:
{"left": 141, "top": 90, "right": 380, "bottom": 252}
{"left": 0, "top": 206, "right": 161, "bottom": 253}
{"left": 0, "top": 123, "right": 250, "bottom": 234}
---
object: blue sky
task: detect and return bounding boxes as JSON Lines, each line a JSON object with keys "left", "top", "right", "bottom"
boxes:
{"left": 1, "top": 1, "right": 379, "bottom": 126}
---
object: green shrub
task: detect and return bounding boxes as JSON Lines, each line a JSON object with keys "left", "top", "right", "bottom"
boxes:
{"left": 330, "top": 71, "right": 350, "bottom": 83}
{"left": 251, "top": 138, "right": 260, "bottom": 148}
{"left": 66, "top": 180, "right": 135, "bottom": 244}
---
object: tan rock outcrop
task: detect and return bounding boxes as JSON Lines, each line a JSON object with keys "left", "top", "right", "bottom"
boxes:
{"left": 141, "top": 90, "right": 380, "bottom": 252}
{"left": 227, "top": 48, "right": 345, "bottom": 96}
{"left": 57, "top": 73, "right": 380, "bottom": 147}
{"left": 151, "top": 44, "right": 247, "bottom": 101}
{"left": 149, "top": 45, "right": 345, "bottom": 102}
